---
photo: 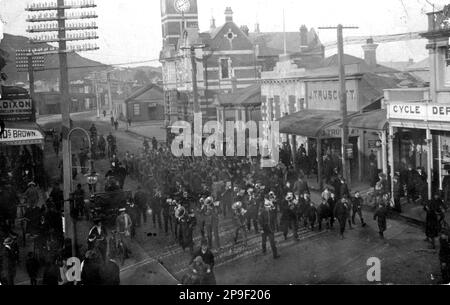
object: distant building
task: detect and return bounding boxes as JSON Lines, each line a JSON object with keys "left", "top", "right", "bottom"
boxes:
{"left": 124, "top": 83, "right": 165, "bottom": 122}
{"left": 263, "top": 39, "right": 424, "bottom": 184}
{"left": 159, "top": 0, "right": 324, "bottom": 126}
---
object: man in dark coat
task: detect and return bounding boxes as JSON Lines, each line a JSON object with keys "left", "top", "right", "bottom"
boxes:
{"left": 327, "top": 192, "right": 337, "bottom": 229}
{"left": 439, "top": 229, "right": 450, "bottom": 284}
{"left": 0, "top": 237, "right": 19, "bottom": 285}
{"left": 373, "top": 203, "right": 388, "bottom": 239}
{"left": 49, "top": 183, "right": 64, "bottom": 212}
{"left": 81, "top": 251, "right": 103, "bottom": 286}
{"left": 424, "top": 196, "right": 443, "bottom": 249}
{"left": 351, "top": 191, "right": 367, "bottom": 227}
{"left": 245, "top": 189, "right": 259, "bottom": 233}
{"left": 87, "top": 219, "right": 108, "bottom": 262}
{"left": 25, "top": 252, "right": 40, "bottom": 286}
{"left": 221, "top": 182, "right": 234, "bottom": 218}
{"left": 100, "top": 258, "right": 120, "bottom": 285}
{"left": 280, "top": 193, "right": 299, "bottom": 241}
{"left": 334, "top": 198, "right": 350, "bottom": 239}
{"left": 293, "top": 175, "right": 310, "bottom": 197}
{"left": 317, "top": 200, "right": 331, "bottom": 231}
{"left": 134, "top": 186, "right": 149, "bottom": 226}
{"left": 191, "top": 239, "right": 216, "bottom": 285}
{"left": 151, "top": 188, "right": 163, "bottom": 230}
{"left": 258, "top": 200, "right": 280, "bottom": 259}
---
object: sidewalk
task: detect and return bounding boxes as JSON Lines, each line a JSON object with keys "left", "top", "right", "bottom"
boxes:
{"left": 125, "top": 122, "right": 166, "bottom": 143}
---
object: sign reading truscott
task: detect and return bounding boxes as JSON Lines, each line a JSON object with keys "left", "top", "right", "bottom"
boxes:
{"left": 0, "top": 128, "right": 44, "bottom": 145}
{"left": 388, "top": 102, "right": 450, "bottom": 122}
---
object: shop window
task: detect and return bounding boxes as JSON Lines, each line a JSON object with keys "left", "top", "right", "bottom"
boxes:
{"left": 133, "top": 104, "right": 140, "bottom": 116}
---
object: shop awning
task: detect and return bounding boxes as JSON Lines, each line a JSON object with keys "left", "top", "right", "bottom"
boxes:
{"left": 278, "top": 110, "right": 343, "bottom": 138}
{"left": 347, "top": 109, "right": 387, "bottom": 131}
{"left": 0, "top": 121, "right": 45, "bottom": 146}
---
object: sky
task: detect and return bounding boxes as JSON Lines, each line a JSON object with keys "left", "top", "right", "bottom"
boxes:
{"left": 1, "top": 0, "right": 449, "bottom": 67}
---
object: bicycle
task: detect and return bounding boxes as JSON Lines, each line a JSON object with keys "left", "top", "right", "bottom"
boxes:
{"left": 109, "top": 231, "right": 127, "bottom": 266}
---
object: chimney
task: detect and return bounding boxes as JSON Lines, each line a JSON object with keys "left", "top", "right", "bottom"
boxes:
{"left": 240, "top": 25, "right": 249, "bottom": 36}
{"left": 300, "top": 25, "right": 308, "bottom": 50}
{"left": 362, "top": 38, "right": 379, "bottom": 68}
{"left": 225, "top": 7, "right": 233, "bottom": 23}
{"left": 210, "top": 17, "right": 216, "bottom": 30}
{"left": 255, "top": 23, "right": 260, "bottom": 33}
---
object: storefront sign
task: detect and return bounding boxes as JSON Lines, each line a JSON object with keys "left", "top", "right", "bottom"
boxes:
{"left": 0, "top": 128, "right": 44, "bottom": 145}
{"left": 0, "top": 99, "right": 33, "bottom": 121}
{"left": 388, "top": 102, "right": 450, "bottom": 122}
{"left": 307, "top": 79, "right": 358, "bottom": 111}
{"left": 320, "top": 127, "right": 360, "bottom": 138}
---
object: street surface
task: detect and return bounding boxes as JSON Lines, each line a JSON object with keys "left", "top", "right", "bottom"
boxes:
{"left": 31, "top": 112, "right": 443, "bottom": 285}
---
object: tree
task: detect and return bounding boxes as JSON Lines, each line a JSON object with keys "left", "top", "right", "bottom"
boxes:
{"left": 134, "top": 69, "right": 150, "bottom": 85}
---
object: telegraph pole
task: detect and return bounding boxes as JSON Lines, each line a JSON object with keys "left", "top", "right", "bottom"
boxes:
{"left": 319, "top": 25, "right": 358, "bottom": 186}
{"left": 180, "top": 45, "right": 207, "bottom": 116}
{"left": 26, "top": 0, "right": 99, "bottom": 257}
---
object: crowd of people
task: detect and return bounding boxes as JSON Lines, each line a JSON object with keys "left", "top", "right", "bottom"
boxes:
{"left": 2, "top": 117, "right": 450, "bottom": 285}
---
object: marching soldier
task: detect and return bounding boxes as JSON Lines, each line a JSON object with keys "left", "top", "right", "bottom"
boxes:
{"left": 280, "top": 193, "right": 299, "bottom": 241}
{"left": 373, "top": 203, "right": 388, "bottom": 239}
{"left": 258, "top": 199, "right": 280, "bottom": 259}
{"left": 351, "top": 191, "right": 367, "bottom": 227}
{"left": 246, "top": 188, "right": 259, "bottom": 234}
{"left": 334, "top": 197, "right": 350, "bottom": 240}
{"left": 232, "top": 202, "right": 248, "bottom": 249}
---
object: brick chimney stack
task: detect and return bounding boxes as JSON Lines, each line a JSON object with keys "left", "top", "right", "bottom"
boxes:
{"left": 362, "top": 38, "right": 379, "bottom": 68}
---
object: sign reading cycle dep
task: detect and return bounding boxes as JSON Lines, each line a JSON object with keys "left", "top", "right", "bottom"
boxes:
{"left": 388, "top": 102, "right": 450, "bottom": 122}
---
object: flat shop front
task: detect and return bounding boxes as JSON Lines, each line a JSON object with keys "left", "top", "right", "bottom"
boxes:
{"left": 278, "top": 109, "right": 384, "bottom": 188}
{"left": 387, "top": 102, "right": 450, "bottom": 200}
{"left": 0, "top": 86, "right": 46, "bottom": 189}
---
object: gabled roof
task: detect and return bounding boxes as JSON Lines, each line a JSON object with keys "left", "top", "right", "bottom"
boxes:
{"left": 215, "top": 84, "right": 261, "bottom": 107}
{"left": 206, "top": 22, "right": 254, "bottom": 51}
{"left": 249, "top": 29, "right": 323, "bottom": 56}
{"left": 124, "top": 83, "right": 163, "bottom": 104}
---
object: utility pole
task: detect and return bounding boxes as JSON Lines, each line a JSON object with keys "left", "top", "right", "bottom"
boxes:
{"left": 26, "top": 0, "right": 99, "bottom": 257}
{"left": 181, "top": 44, "right": 207, "bottom": 116}
{"left": 107, "top": 71, "right": 113, "bottom": 117}
{"left": 319, "top": 25, "right": 358, "bottom": 186}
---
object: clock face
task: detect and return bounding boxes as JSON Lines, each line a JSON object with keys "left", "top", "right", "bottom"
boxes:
{"left": 174, "top": 0, "right": 191, "bottom": 13}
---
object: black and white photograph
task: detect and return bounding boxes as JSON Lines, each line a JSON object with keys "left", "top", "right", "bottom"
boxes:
{"left": 0, "top": 0, "right": 450, "bottom": 289}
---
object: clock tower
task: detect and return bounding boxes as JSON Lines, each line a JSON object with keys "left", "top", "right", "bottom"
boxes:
{"left": 161, "top": 0, "right": 199, "bottom": 47}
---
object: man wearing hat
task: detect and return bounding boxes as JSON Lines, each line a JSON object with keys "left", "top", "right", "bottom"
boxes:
{"left": 232, "top": 202, "right": 248, "bottom": 248}
{"left": 334, "top": 197, "right": 351, "bottom": 239}
{"left": 191, "top": 239, "right": 216, "bottom": 285}
{"left": 24, "top": 181, "right": 39, "bottom": 208}
{"left": 116, "top": 208, "right": 133, "bottom": 258}
{"left": 221, "top": 182, "right": 234, "bottom": 218}
{"left": 259, "top": 199, "right": 280, "bottom": 259}
{"left": 1, "top": 237, "right": 19, "bottom": 285}
{"left": 280, "top": 193, "right": 299, "bottom": 241}
{"left": 245, "top": 188, "right": 259, "bottom": 234}
{"left": 88, "top": 218, "right": 108, "bottom": 262}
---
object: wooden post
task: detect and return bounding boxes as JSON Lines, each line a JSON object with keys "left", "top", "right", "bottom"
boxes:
{"left": 317, "top": 138, "right": 323, "bottom": 190}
